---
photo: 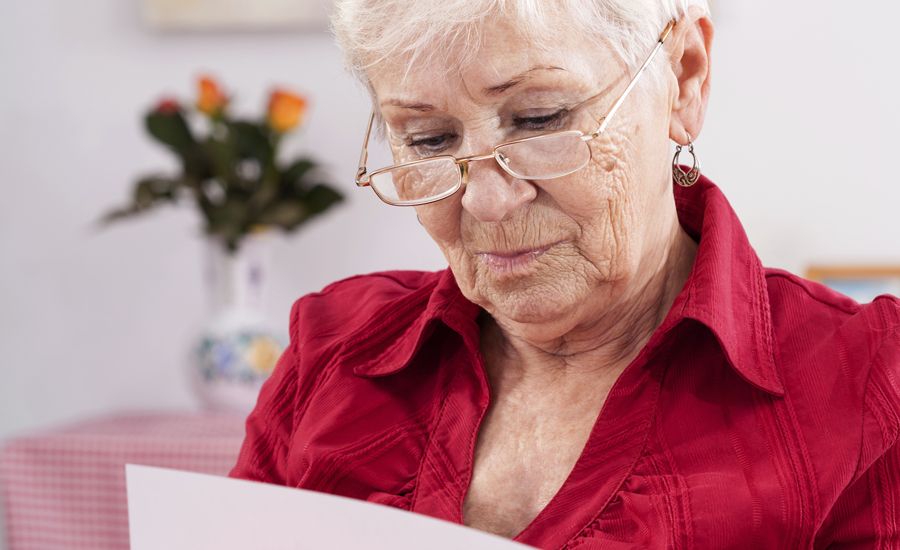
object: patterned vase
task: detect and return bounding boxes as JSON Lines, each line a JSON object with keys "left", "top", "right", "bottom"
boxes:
{"left": 189, "top": 229, "right": 288, "bottom": 413}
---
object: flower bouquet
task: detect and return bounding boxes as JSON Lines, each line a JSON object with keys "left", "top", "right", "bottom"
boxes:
{"left": 98, "top": 75, "right": 343, "bottom": 253}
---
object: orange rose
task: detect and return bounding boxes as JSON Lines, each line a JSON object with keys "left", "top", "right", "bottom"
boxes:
{"left": 196, "top": 75, "right": 228, "bottom": 116}
{"left": 266, "top": 89, "right": 308, "bottom": 133}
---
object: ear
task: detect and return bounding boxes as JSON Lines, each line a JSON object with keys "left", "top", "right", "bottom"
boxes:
{"left": 667, "top": 6, "right": 714, "bottom": 144}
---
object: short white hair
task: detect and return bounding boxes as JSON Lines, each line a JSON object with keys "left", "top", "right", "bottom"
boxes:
{"left": 331, "top": 0, "right": 710, "bottom": 93}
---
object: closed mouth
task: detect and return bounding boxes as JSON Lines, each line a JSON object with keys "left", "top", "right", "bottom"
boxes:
{"left": 474, "top": 240, "right": 564, "bottom": 273}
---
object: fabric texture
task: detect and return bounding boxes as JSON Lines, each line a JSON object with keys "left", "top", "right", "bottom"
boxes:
{"left": 1, "top": 412, "right": 245, "bottom": 550}
{"left": 230, "top": 174, "right": 900, "bottom": 549}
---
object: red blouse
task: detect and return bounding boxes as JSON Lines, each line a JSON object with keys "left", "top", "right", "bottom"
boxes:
{"left": 229, "top": 175, "right": 900, "bottom": 549}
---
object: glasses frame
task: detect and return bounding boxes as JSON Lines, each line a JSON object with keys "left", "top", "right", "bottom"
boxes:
{"left": 355, "top": 19, "right": 676, "bottom": 207}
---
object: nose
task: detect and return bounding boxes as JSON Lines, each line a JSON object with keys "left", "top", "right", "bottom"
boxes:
{"left": 460, "top": 157, "right": 537, "bottom": 222}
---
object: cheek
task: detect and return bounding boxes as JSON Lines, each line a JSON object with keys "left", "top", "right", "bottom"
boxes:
{"left": 416, "top": 197, "right": 464, "bottom": 253}
{"left": 533, "top": 123, "right": 649, "bottom": 276}
{"left": 540, "top": 128, "right": 636, "bottom": 226}
{"left": 416, "top": 197, "right": 485, "bottom": 301}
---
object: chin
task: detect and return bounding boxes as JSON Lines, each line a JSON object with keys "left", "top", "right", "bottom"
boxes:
{"left": 479, "top": 273, "right": 587, "bottom": 327}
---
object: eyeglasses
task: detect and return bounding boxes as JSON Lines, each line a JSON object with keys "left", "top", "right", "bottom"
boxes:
{"left": 354, "top": 20, "right": 676, "bottom": 207}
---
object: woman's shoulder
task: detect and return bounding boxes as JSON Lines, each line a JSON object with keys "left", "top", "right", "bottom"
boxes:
{"left": 300, "top": 269, "right": 442, "bottom": 308}
{"left": 763, "top": 267, "right": 899, "bottom": 338}
{"left": 287, "top": 268, "right": 445, "bottom": 352}
{"left": 763, "top": 267, "right": 899, "bottom": 455}
{"left": 763, "top": 267, "right": 899, "bottom": 375}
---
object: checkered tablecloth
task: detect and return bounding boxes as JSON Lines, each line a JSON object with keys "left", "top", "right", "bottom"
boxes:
{"left": 0, "top": 411, "right": 247, "bottom": 550}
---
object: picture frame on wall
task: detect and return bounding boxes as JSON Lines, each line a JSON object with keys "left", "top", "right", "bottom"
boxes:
{"left": 806, "top": 265, "right": 900, "bottom": 304}
{"left": 141, "top": 0, "right": 331, "bottom": 31}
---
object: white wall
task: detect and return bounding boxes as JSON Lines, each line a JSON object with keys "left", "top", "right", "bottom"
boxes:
{"left": 1, "top": 0, "right": 899, "bottom": 545}
{"left": 703, "top": 2, "right": 900, "bottom": 269}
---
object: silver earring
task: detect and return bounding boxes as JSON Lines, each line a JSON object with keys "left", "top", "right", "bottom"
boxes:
{"left": 672, "top": 133, "right": 700, "bottom": 187}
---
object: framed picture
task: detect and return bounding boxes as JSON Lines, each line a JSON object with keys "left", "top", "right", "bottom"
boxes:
{"left": 141, "top": 0, "right": 331, "bottom": 31}
{"left": 806, "top": 265, "right": 900, "bottom": 303}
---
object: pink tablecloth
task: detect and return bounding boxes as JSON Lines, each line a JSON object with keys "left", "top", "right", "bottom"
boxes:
{"left": 0, "top": 411, "right": 247, "bottom": 550}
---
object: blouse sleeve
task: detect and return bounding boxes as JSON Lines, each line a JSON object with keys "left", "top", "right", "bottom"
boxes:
{"left": 816, "top": 306, "right": 899, "bottom": 548}
{"left": 228, "top": 298, "right": 303, "bottom": 485}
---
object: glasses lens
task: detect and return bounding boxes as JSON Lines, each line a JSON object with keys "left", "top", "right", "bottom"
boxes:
{"left": 495, "top": 131, "right": 591, "bottom": 180}
{"left": 369, "top": 157, "right": 460, "bottom": 206}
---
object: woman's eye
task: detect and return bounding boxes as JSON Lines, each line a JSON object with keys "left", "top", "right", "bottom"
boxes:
{"left": 402, "top": 110, "right": 567, "bottom": 154}
{"left": 407, "top": 133, "right": 456, "bottom": 153}
{"left": 513, "top": 110, "right": 568, "bottom": 130}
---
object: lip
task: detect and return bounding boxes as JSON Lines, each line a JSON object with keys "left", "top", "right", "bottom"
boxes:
{"left": 475, "top": 241, "right": 563, "bottom": 275}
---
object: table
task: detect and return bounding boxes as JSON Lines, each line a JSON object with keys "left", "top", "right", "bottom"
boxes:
{"left": 0, "top": 411, "right": 247, "bottom": 550}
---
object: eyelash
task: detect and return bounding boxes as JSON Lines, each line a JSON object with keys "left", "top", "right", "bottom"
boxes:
{"left": 406, "top": 109, "right": 569, "bottom": 152}
{"left": 512, "top": 110, "right": 569, "bottom": 130}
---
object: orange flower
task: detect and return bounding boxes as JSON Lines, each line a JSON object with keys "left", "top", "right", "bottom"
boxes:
{"left": 196, "top": 75, "right": 228, "bottom": 116}
{"left": 266, "top": 89, "right": 308, "bottom": 133}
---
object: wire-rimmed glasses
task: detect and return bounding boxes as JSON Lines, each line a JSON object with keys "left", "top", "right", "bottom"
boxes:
{"left": 355, "top": 20, "right": 676, "bottom": 207}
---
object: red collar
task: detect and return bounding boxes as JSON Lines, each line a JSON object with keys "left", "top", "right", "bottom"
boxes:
{"left": 341, "top": 174, "right": 784, "bottom": 397}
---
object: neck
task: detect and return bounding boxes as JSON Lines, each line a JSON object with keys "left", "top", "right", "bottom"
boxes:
{"left": 481, "top": 207, "right": 698, "bottom": 387}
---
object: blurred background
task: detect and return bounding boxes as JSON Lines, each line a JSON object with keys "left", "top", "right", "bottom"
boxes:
{"left": 1, "top": 0, "right": 899, "bottom": 548}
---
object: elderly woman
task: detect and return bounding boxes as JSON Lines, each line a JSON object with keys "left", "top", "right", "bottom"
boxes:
{"left": 230, "top": 1, "right": 900, "bottom": 547}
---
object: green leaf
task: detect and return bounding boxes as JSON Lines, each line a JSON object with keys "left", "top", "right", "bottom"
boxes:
{"left": 301, "top": 184, "right": 344, "bottom": 215}
{"left": 256, "top": 201, "right": 309, "bottom": 229}
{"left": 96, "top": 175, "right": 185, "bottom": 228}
{"left": 96, "top": 204, "right": 144, "bottom": 225}
{"left": 229, "top": 120, "right": 274, "bottom": 164}
{"left": 204, "top": 135, "right": 236, "bottom": 182}
{"left": 145, "top": 110, "right": 195, "bottom": 153}
{"left": 246, "top": 170, "right": 281, "bottom": 215}
{"left": 133, "top": 176, "right": 182, "bottom": 207}
{"left": 280, "top": 158, "right": 317, "bottom": 192}
{"left": 206, "top": 198, "right": 248, "bottom": 236}
{"left": 144, "top": 110, "right": 212, "bottom": 179}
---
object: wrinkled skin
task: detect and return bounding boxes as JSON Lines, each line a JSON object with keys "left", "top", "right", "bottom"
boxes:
{"left": 368, "top": 6, "right": 714, "bottom": 539}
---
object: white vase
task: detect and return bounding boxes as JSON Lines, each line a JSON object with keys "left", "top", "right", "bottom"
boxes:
{"left": 189, "top": 229, "right": 288, "bottom": 413}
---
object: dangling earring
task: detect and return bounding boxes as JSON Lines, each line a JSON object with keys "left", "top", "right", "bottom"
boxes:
{"left": 672, "top": 132, "right": 700, "bottom": 187}
{"left": 416, "top": 212, "right": 424, "bottom": 226}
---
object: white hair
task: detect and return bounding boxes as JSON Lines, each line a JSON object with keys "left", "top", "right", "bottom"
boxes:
{"left": 331, "top": 0, "right": 710, "bottom": 93}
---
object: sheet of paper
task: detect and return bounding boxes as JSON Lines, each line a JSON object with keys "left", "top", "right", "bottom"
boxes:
{"left": 126, "top": 464, "right": 534, "bottom": 550}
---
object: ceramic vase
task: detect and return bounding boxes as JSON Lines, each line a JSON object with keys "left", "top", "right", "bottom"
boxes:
{"left": 189, "top": 229, "right": 288, "bottom": 413}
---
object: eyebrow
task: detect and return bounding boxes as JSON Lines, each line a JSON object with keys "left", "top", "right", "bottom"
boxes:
{"left": 380, "top": 65, "right": 568, "bottom": 111}
{"left": 380, "top": 99, "right": 436, "bottom": 111}
{"left": 482, "top": 65, "right": 567, "bottom": 96}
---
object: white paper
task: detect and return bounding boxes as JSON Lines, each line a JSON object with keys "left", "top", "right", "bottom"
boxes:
{"left": 126, "top": 464, "right": 534, "bottom": 550}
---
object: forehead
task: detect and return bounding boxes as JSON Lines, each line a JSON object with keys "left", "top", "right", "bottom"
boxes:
{"left": 368, "top": 16, "right": 620, "bottom": 111}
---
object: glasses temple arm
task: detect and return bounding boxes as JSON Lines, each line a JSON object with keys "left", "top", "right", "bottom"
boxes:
{"left": 593, "top": 20, "right": 676, "bottom": 137}
{"left": 356, "top": 110, "right": 376, "bottom": 185}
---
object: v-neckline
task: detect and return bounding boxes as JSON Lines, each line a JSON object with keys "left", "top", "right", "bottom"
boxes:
{"left": 410, "top": 305, "right": 679, "bottom": 548}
